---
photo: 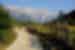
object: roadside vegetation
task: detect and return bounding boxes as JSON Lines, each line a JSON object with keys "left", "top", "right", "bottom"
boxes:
{"left": 0, "top": 5, "right": 16, "bottom": 50}
{"left": 26, "top": 10, "right": 75, "bottom": 50}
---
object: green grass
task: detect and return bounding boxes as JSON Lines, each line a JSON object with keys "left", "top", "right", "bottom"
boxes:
{"left": 0, "top": 29, "right": 16, "bottom": 48}
{"left": 28, "top": 24, "right": 51, "bottom": 33}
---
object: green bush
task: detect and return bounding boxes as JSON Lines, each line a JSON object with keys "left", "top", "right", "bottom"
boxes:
{"left": 0, "top": 5, "right": 16, "bottom": 46}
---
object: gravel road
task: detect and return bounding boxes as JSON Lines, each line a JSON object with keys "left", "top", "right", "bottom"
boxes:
{"left": 6, "top": 26, "right": 42, "bottom": 50}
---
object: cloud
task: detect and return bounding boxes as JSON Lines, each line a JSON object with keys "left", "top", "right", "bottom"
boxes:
{"left": 7, "top": 5, "right": 58, "bottom": 16}
{"left": 6, "top": 5, "right": 59, "bottom": 23}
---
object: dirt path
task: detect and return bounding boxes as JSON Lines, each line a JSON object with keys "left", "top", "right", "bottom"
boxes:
{"left": 6, "top": 26, "right": 42, "bottom": 50}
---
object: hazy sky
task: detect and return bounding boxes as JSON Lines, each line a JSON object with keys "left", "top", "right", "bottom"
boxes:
{"left": 0, "top": 0, "right": 74, "bottom": 11}
{"left": 0, "top": 0, "right": 74, "bottom": 23}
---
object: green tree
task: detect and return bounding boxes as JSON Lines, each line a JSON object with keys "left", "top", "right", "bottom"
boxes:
{"left": 0, "top": 5, "right": 11, "bottom": 29}
{"left": 57, "top": 10, "right": 65, "bottom": 22}
{"left": 0, "top": 5, "right": 16, "bottom": 45}
{"left": 57, "top": 10, "right": 75, "bottom": 25}
{"left": 66, "top": 10, "right": 75, "bottom": 25}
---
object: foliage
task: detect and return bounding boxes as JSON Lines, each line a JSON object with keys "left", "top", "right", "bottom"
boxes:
{"left": 0, "top": 5, "right": 16, "bottom": 46}
{"left": 0, "top": 5, "right": 11, "bottom": 30}
{"left": 57, "top": 10, "right": 75, "bottom": 25}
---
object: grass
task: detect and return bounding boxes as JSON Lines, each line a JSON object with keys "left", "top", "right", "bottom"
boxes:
{"left": 29, "top": 24, "right": 51, "bottom": 33}
{"left": 66, "top": 25, "right": 75, "bottom": 46}
{"left": 0, "top": 29, "right": 16, "bottom": 50}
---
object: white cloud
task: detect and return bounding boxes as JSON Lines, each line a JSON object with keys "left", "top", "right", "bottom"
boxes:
{"left": 7, "top": 5, "right": 58, "bottom": 16}
{"left": 6, "top": 5, "right": 59, "bottom": 22}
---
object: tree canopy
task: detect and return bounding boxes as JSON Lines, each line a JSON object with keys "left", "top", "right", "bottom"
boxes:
{"left": 0, "top": 5, "right": 11, "bottom": 29}
{"left": 56, "top": 10, "right": 75, "bottom": 25}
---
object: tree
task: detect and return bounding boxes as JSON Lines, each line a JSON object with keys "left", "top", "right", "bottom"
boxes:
{"left": 0, "top": 5, "right": 11, "bottom": 29}
{"left": 57, "top": 10, "right": 75, "bottom": 25}
{"left": 66, "top": 10, "right": 75, "bottom": 25}
{"left": 0, "top": 5, "right": 13, "bottom": 44}
{"left": 57, "top": 10, "right": 65, "bottom": 22}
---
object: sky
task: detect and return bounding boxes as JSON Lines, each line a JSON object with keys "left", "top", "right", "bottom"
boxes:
{"left": 0, "top": 0, "right": 74, "bottom": 23}
{"left": 0, "top": 0, "right": 74, "bottom": 11}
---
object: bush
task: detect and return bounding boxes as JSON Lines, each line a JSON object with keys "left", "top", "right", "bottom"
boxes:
{"left": 0, "top": 5, "right": 16, "bottom": 46}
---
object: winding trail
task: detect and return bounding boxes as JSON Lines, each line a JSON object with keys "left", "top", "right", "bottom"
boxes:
{"left": 6, "top": 26, "right": 42, "bottom": 50}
